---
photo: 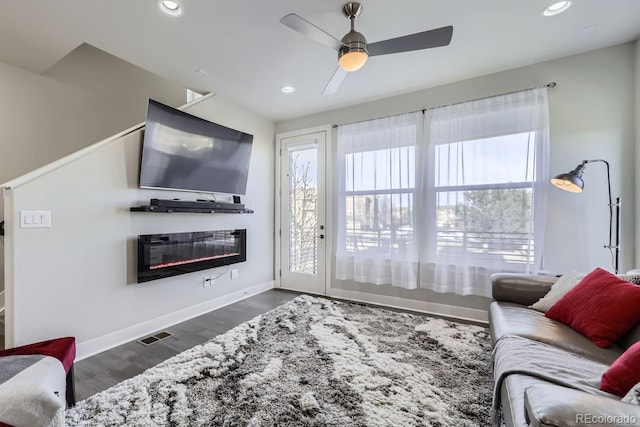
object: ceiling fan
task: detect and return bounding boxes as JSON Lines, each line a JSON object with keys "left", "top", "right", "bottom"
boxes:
{"left": 280, "top": 2, "right": 453, "bottom": 95}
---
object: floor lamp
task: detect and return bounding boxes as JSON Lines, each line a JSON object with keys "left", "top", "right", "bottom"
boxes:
{"left": 550, "top": 159, "right": 621, "bottom": 273}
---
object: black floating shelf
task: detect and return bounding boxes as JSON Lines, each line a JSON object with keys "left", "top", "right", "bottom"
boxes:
{"left": 130, "top": 206, "right": 253, "bottom": 214}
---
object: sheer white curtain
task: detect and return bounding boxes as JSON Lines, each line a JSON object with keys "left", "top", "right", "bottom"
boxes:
{"left": 336, "top": 112, "right": 421, "bottom": 289}
{"left": 417, "top": 88, "right": 550, "bottom": 297}
{"left": 335, "top": 88, "right": 549, "bottom": 297}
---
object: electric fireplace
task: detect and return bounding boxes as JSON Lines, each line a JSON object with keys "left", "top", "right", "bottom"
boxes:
{"left": 137, "top": 229, "right": 246, "bottom": 283}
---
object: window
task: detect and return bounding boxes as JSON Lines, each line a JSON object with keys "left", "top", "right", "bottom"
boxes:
{"left": 432, "top": 132, "right": 537, "bottom": 267}
{"left": 336, "top": 113, "right": 420, "bottom": 288}
{"left": 336, "top": 88, "right": 549, "bottom": 297}
{"left": 343, "top": 145, "right": 415, "bottom": 256}
{"left": 288, "top": 148, "right": 318, "bottom": 275}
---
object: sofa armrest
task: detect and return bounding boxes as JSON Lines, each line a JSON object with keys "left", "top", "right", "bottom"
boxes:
{"left": 491, "top": 273, "right": 557, "bottom": 306}
{"left": 525, "top": 384, "right": 640, "bottom": 427}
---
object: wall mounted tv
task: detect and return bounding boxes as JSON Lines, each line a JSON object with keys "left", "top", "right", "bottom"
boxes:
{"left": 139, "top": 99, "right": 253, "bottom": 195}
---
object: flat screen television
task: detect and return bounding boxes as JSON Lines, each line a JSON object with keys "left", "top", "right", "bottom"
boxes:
{"left": 139, "top": 99, "right": 253, "bottom": 195}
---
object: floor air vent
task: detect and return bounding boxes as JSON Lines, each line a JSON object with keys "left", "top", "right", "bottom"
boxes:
{"left": 137, "top": 331, "right": 172, "bottom": 346}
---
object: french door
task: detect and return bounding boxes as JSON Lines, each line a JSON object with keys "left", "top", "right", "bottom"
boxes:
{"left": 276, "top": 127, "right": 328, "bottom": 294}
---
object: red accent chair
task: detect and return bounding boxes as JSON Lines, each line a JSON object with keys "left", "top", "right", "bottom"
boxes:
{"left": 0, "top": 336, "right": 76, "bottom": 406}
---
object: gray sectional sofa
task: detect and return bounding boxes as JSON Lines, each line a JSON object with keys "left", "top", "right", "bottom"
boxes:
{"left": 489, "top": 273, "right": 640, "bottom": 427}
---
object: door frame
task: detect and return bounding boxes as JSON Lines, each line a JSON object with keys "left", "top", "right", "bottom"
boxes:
{"left": 275, "top": 125, "right": 333, "bottom": 294}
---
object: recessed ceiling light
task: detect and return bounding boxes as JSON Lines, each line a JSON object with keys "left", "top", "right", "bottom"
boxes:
{"left": 158, "top": 0, "right": 183, "bottom": 16}
{"left": 281, "top": 86, "right": 295, "bottom": 94}
{"left": 542, "top": 1, "right": 571, "bottom": 16}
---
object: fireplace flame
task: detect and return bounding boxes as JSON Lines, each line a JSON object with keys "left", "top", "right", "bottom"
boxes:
{"left": 150, "top": 253, "right": 240, "bottom": 270}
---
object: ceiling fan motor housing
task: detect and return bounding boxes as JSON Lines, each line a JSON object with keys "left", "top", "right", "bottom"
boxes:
{"left": 340, "top": 29, "right": 368, "bottom": 56}
{"left": 338, "top": 30, "right": 368, "bottom": 71}
{"left": 338, "top": 2, "right": 368, "bottom": 71}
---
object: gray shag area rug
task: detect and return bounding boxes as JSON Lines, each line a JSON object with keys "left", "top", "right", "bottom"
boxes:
{"left": 66, "top": 295, "right": 492, "bottom": 426}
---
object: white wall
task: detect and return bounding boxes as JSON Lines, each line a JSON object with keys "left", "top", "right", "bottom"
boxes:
{"left": 3, "top": 94, "right": 275, "bottom": 358}
{"left": 276, "top": 42, "right": 637, "bottom": 312}
{"left": 0, "top": 43, "right": 187, "bottom": 187}
{"left": 0, "top": 43, "right": 188, "bottom": 296}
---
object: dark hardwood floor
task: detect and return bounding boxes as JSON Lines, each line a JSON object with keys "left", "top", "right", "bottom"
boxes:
{"left": 73, "top": 289, "right": 300, "bottom": 401}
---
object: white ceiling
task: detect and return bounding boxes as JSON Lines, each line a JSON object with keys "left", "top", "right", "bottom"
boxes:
{"left": 1, "top": 0, "right": 639, "bottom": 122}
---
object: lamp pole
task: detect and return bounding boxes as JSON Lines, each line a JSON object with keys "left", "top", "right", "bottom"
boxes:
{"left": 613, "top": 196, "right": 621, "bottom": 273}
{"left": 550, "top": 159, "right": 621, "bottom": 274}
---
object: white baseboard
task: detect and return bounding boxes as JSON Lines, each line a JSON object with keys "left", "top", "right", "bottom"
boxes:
{"left": 327, "top": 288, "right": 488, "bottom": 325}
{"left": 76, "top": 280, "right": 275, "bottom": 360}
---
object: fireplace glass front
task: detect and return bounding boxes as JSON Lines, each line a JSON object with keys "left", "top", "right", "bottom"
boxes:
{"left": 137, "top": 229, "right": 246, "bottom": 283}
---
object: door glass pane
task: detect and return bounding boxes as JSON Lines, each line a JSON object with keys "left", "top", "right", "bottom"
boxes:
{"left": 288, "top": 146, "right": 318, "bottom": 275}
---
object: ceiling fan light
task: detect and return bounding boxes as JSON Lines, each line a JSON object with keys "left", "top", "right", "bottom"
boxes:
{"left": 338, "top": 50, "right": 368, "bottom": 72}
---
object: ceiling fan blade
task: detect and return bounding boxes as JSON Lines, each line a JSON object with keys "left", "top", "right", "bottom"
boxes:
{"left": 322, "top": 67, "right": 348, "bottom": 95}
{"left": 368, "top": 25, "right": 453, "bottom": 57}
{"left": 280, "top": 13, "right": 345, "bottom": 51}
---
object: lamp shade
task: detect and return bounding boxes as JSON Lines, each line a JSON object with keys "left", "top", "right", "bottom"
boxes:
{"left": 550, "top": 172, "right": 584, "bottom": 193}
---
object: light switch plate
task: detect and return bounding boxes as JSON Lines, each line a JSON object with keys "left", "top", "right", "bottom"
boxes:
{"left": 20, "top": 211, "right": 51, "bottom": 228}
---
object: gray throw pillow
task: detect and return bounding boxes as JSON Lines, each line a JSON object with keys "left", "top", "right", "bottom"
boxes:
{"left": 529, "top": 270, "right": 584, "bottom": 312}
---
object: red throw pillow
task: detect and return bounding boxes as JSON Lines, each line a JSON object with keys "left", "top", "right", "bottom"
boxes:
{"left": 545, "top": 268, "right": 640, "bottom": 348}
{"left": 601, "top": 341, "right": 640, "bottom": 396}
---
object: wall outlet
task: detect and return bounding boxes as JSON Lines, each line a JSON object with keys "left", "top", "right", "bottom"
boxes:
{"left": 231, "top": 269, "right": 239, "bottom": 280}
{"left": 203, "top": 276, "right": 212, "bottom": 287}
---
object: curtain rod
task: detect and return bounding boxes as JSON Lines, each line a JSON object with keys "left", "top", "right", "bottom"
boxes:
{"left": 331, "top": 81, "right": 556, "bottom": 128}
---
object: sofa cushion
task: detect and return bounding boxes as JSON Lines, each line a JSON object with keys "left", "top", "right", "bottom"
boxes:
{"left": 499, "top": 374, "right": 550, "bottom": 427}
{"left": 491, "top": 273, "right": 556, "bottom": 305}
{"left": 529, "top": 270, "right": 584, "bottom": 312}
{"left": 545, "top": 268, "right": 640, "bottom": 348}
{"left": 493, "top": 335, "right": 612, "bottom": 427}
{"left": 489, "top": 302, "right": 621, "bottom": 364}
{"left": 524, "top": 384, "right": 639, "bottom": 427}
{"left": 499, "top": 373, "right": 618, "bottom": 427}
{"left": 601, "top": 342, "right": 640, "bottom": 396}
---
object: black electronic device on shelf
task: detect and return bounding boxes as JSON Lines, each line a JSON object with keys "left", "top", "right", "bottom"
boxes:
{"left": 130, "top": 198, "right": 253, "bottom": 214}
{"left": 150, "top": 198, "right": 244, "bottom": 210}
